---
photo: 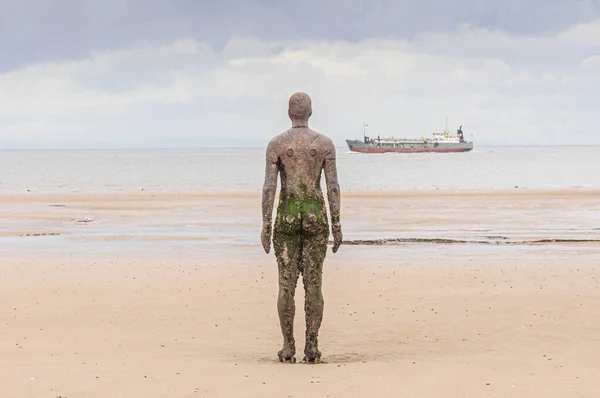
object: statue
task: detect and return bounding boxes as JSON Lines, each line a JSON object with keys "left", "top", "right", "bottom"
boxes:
{"left": 261, "top": 92, "right": 342, "bottom": 364}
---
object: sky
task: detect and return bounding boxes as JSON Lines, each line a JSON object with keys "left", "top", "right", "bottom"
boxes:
{"left": 1, "top": 0, "right": 599, "bottom": 148}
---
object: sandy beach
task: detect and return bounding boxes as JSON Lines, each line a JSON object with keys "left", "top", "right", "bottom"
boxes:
{"left": 1, "top": 189, "right": 599, "bottom": 397}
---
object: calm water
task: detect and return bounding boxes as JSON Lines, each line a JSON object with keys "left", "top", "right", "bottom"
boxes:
{"left": 0, "top": 146, "right": 598, "bottom": 193}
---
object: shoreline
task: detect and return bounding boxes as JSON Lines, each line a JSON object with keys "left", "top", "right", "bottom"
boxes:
{"left": 1, "top": 186, "right": 599, "bottom": 201}
{"left": 2, "top": 188, "right": 598, "bottom": 252}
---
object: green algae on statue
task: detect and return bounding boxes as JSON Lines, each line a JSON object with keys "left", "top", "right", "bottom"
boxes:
{"left": 261, "top": 92, "right": 342, "bottom": 364}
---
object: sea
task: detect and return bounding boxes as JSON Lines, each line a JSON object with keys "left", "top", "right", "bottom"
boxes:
{"left": 0, "top": 146, "right": 598, "bottom": 193}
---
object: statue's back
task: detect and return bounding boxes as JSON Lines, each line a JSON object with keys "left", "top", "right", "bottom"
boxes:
{"left": 274, "top": 128, "right": 332, "bottom": 192}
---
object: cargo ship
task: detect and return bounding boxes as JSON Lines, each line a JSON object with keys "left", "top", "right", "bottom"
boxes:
{"left": 346, "top": 120, "right": 474, "bottom": 153}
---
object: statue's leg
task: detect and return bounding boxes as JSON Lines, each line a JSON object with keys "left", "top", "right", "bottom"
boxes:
{"left": 301, "top": 231, "right": 328, "bottom": 363}
{"left": 273, "top": 232, "right": 302, "bottom": 363}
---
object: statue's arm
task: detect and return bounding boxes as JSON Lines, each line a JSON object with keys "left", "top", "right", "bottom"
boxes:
{"left": 324, "top": 140, "right": 342, "bottom": 252}
{"left": 261, "top": 140, "right": 279, "bottom": 253}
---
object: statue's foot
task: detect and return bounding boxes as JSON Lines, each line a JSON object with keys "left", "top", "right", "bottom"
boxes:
{"left": 302, "top": 348, "right": 322, "bottom": 364}
{"left": 277, "top": 347, "right": 296, "bottom": 364}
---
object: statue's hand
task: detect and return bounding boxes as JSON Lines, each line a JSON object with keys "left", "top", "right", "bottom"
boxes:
{"left": 332, "top": 223, "right": 342, "bottom": 253}
{"left": 261, "top": 224, "right": 272, "bottom": 254}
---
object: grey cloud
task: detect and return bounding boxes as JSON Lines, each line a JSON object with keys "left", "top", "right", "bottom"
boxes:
{"left": 2, "top": 0, "right": 599, "bottom": 71}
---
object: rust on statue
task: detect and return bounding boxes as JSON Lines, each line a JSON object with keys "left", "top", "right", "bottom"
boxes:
{"left": 261, "top": 92, "right": 342, "bottom": 364}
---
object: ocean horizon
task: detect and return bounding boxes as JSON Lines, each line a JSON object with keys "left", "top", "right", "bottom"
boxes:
{"left": 1, "top": 143, "right": 599, "bottom": 151}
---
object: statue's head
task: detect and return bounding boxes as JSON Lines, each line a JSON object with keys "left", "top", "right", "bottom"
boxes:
{"left": 288, "top": 92, "right": 312, "bottom": 123}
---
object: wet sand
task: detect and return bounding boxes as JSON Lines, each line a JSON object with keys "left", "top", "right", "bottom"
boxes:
{"left": 1, "top": 189, "right": 599, "bottom": 248}
{"left": 1, "top": 189, "right": 599, "bottom": 397}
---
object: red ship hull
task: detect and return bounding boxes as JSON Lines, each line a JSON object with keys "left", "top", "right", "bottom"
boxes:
{"left": 349, "top": 147, "right": 473, "bottom": 153}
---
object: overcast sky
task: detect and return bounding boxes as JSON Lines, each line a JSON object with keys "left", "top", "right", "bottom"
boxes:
{"left": 1, "top": 0, "right": 599, "bottom": 148}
